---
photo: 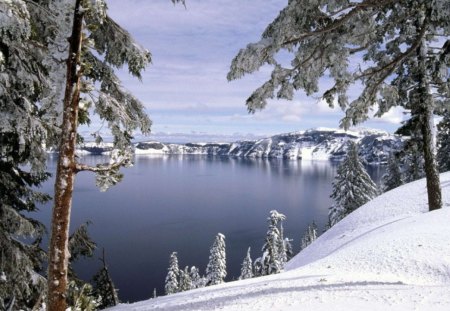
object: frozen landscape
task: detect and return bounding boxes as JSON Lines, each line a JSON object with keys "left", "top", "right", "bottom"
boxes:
{"left": 109, "top": 172, "right": 450, "bottom": 311}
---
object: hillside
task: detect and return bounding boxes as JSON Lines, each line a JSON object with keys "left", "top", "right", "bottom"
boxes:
{"left": 109, "top": 173, "right": 450, "bottom": 311}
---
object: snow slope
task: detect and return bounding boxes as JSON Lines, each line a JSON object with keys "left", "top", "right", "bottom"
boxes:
{"left": 109, "top": 173, "right": 450, "bottom": 311}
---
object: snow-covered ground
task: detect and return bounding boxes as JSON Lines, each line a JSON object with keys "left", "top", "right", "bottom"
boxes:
{"left": 109, "top": 173, "right": 450, "bottom": 311}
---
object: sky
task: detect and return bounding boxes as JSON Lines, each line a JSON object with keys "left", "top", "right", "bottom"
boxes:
{"left": 101, "top": 0, "right": 406, "bottom": 142}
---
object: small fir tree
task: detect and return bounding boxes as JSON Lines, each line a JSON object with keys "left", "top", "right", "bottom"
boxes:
{"left": 283, "top": 238, "right": 294, "bottom": 261}
{"left": 259, "top": 210, "right": 286, "bottom": 275}
{"left": 205, "top": 233, "right": 227, "bottom": 286}
{"left": 437, "top": 113, "right": 450, "bottom": 173}
{"left": 239, "top": 247, "right": 253, "bottom": 280}
{"left": 189, "top": 266, "right": 203, "bottom": 289}
{"left": 92, "top": 249, "right": 119, "bottom": 309}
{"left": 328, "top": 142, "right": 378, "bottom": 227}
{"left": 382, "top": 155, "right": 404, "bottom": 192}
{"left": 300, "top": 222, "right": 318, "bottom": 251}
{"left": 66, "top": 281, "right": 101, "bottom": 311}
{"left": 165, "top": 252, "right": 180, "bottom": 295}
{"left": 179, "top": 266, "right": 192, "bottom": 292}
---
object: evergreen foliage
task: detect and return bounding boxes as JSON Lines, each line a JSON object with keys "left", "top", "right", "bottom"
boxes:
{"left": 0, "top": 1, "right": 51, "bottom": 309}
{"left": 189, "top": 266, "right": 205, "bottom": 289}
{"left": 300, "top": 222, "right": 318, "bottom": 251}
{"left": 239, "top": 247, "right": 254, "bottom": 280}
{"left": 382, "top": 155, "right": 404, "bottom": 192}
{"left": 92, "top": 250, "right": 120, "bottom": 309}
{"left": 437, "top": 113, "right": 450, "bottom": 172}
{"left": 228, "top": 0, "right": 449, "bottom": 212}
{"left": 328, "top": 142, "right": 378, "bottom": 227}
{"left": 179, "top": 266, "right": 193, "bottom": 292}
{"left": 66, "top": 281, "right": 101, "bottom": 311}
{"left": 206, "top": 233, "right": 227, "bottom": 286}
{"left": 165, "top": 252, "right": 180, "bottom": 295}
{"left": 256, "top": 210, "right": 287, "bottom": 276}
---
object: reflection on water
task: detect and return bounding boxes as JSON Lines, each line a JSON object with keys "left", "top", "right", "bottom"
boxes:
{"left": 37, "top": 155, "right": 384, "bottom": 302}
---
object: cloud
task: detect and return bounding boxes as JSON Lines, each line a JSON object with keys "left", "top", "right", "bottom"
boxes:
{"left": 97, "top": 0, "right": 402, "bottom": 140}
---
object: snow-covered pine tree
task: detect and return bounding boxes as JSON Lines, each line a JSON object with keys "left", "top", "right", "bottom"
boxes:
{"left": 283, "top": 238, "right": 294, "bottom": 261}
{"left": 179, "top": 266, "right": 192, "bottom": 292}
{"left": 260, "top": 210, "right": 286, "bottom": 275}
{"left": 189, "top": 266, "right": 204, "bottom": 289}
{"left": 205, "top": 233, "right": 227, "bottom": 286}
{"left": 395, "top": 119, "right": 425, "bottom": 183}
{"left": 278, "top": 223, "right": 287, "bottom": 266}
{"left": 328, "top": 142, "right": 378, "bottom": 227}
{"left": 228, "top": 0, "right": 448, "bottom": 212}
{"left": 0, "top": 1, "right": 54, "bottom": 309}
{"left": 382, "top": 154, "right": 404, "bottom": 192}
{"left": 165, "top": 252, "right": 180, "bottom": 295}
{"left": 437, "top": 113, "right": 450, "bottom": 172}
{"left": 300, "top": 222, "right": 318, "bottom": 251}
{"left": 239, "top": 247, "right": 253, "bottom": 280}
{"left": 92, "top": 249, "right": 120, "bottom": 309}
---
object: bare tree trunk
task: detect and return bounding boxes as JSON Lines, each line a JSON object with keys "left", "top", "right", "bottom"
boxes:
{"left": 417, "top": 40, "right": 442, "bottom": 212}
{"left": 47, "top": 1, "right": 84, "bottom": 310}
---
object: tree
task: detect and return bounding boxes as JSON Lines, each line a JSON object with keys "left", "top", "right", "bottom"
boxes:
{"left": 45, "top": 1, "right": 155, "bottom": 309}
{"left": 239, "top": 247, "right": 253, "bottom": 280}
{"left": 395, "top": 119, "right": 425, "bottom": 183}
{"left": 228, "top": 0, "right": 449, "bottom": 212}
{"left": 300, "top": 222, "right": 318, "bottom": 251}
{"left": 165, "top": 252, "right": 180, "bottom": 295}
{"left": 66, "top": 281, "right": 100, "bottom": 311}
{"left": 257, "top": 210, "right": 286, "bottom": 275}
{"left": 179, "top": 266, "right": 192, "bottom": 292}
{"left": 206, "top": 233, "right": 227, "bottom": 286}
{"left": 437, "top": 113, "right": 450, "bottom": 172}
{"left": 382, "top": 154, "right": 404, "bottom": 192}
{"left": 189, "top": 266, "right": 205, "bottom": 289}
{"left": 0, "top": 1, "right": 52, "bottom": 309}
{"left": 92, "top": 250, "right": 119, "bottom": 309}
{"left": 328, "top": 142, "right": 378, "bottom": 227}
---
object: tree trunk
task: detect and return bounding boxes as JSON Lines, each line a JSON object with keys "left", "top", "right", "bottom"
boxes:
{"left": 417, "top": 40, "right": 442, "bottom": 212}
{"left": 47, "top": 1, "right": 84, "bottom": 310}
{"left": 420, "top": 104, "right": 442, "bottom": 211}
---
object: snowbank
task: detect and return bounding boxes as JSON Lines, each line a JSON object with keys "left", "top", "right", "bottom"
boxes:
{"left": 109, "top": 173, "right": 450, "bottom": 311}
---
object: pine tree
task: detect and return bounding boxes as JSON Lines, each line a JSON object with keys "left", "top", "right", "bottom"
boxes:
{"left": 437, "top": 113, "right": 450, "bottom": 173}
{"left": 239, "top": 247, "right": 253, "bottom": 280}
{"left": 228, "top": 0, "right": 448, "bottom": 212}
{"left": 300, "top": 222, "right": 318, "bottom": 251}
{"left": 0, "top": 2, "right": 53, "bottom": 309}
{"left": 189, "top": 266, "right": 204, "bottom": 289}
{"left": 259, "top": 210, "right": 286, "bottom": 275}
{"left": 66, "top": 281, "right": 100, "bottom": 311}
{"left": 382, "top": 155, "right": 404, "bottom": 192}
{"left": 165, "top": 252, "right": 180, "bottom": 295}
{"left": 283, "top": 238, "right": 294, "bottom": 261}
{"left": 206, "top": 233, "right": 227, "bottom": 286}
{"left": 328, "top": 142, "right": 378, "bottom": 227}
{"left": 179, "top": 266, "right": 192, "bottom": 292}
{"left": 92, "top": 250, "right": 119, "bottom": 309}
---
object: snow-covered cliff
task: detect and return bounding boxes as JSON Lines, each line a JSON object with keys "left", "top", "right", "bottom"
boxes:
{"left": 133, "top": 128, "right": 404, "bottom": 164}
{"left": 75, "top": 128, "right": 404, "bottom": 164}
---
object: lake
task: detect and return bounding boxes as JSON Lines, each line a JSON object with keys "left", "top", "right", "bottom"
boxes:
{"left": 36, "top": 155, "right": 385, "bottom": 302}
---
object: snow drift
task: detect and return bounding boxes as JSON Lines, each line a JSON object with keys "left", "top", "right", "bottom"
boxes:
{"left": 109, "top": 173, "right": 450, "bottom": 311}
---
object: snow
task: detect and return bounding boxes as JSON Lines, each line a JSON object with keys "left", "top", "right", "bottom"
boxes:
{"left": 109, "top": 172, "right": 450, "bottom": 311}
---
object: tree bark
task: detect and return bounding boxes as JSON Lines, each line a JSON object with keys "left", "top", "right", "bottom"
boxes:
{"left": 47, "top": 1, "right": 84, "bottom": 310}
{"left": 417, "top": 40, "right": 442, "bottom": 212}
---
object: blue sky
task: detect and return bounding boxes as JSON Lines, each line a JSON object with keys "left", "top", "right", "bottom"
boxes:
{"left": 102, "top": 0, "right": 405, "bottom": 142}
